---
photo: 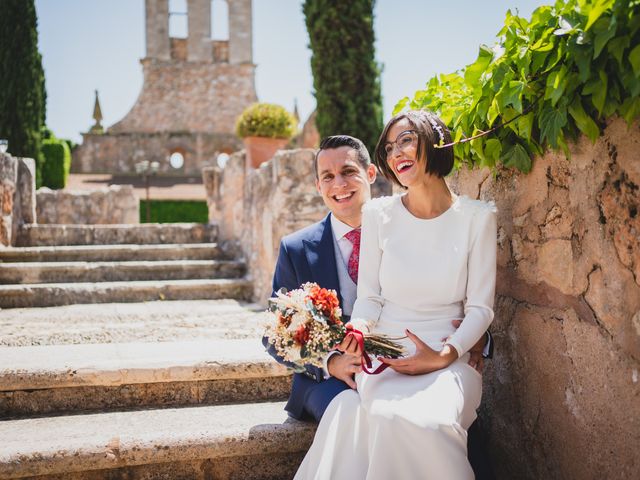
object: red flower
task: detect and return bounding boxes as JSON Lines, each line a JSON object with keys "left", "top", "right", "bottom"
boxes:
{"left": 293, "top": 325, "right": 310, "bottom": 345}
{"left": 307, "top": 285, "right": 340, "bottom": 317}
{"left": 277, "top": 312, "right": 291, "bottom": 328}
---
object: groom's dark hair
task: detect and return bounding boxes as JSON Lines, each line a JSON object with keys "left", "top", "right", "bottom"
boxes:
{"left": 314, "top": 135, "right": 371, "bottom": 179}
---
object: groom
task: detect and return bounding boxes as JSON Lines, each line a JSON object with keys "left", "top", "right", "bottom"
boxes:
{"left": 264, "top": 135, "right": 494, "bottom": 477}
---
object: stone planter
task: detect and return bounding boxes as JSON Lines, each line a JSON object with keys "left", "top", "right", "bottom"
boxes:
{"left": 243, "top": 137, "right": 289, "bottom": 169}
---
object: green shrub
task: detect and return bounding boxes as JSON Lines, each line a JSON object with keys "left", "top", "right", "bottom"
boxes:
{"left": 396, "top": 0, "right": 640, "bottom": 173}
{"left": 139, "top": 200, "right": 209, "bottom": 223}
{"left": 303, "top": 0, "right": 383, "bottom": 154}
{"left": 235, "top": 103, "right": 297, "bottom": 139}
{"left": 0, "top": 0, "right": 46, "bottom": 170}
{"left": 41, "top": 138, "right": 70, "bottom": 189}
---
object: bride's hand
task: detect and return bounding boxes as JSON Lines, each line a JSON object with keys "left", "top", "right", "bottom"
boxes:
{"left": 379, "top": 329, "right": 458, "bottom": 375}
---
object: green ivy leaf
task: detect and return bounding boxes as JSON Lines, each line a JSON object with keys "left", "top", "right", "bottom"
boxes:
{"left": 484, "top": 138, "right": 502, "bottom": 164}
{"left": 497, "top": 81, "right": 525, "bottom": 113}
{"left": 584, "top": 0, "right": 614, "bottom": 32}
{"left": 592, "top": 15, "right": 617, "bottom": 59}
{"left": 470, "top": 134, "right": 486, "bottom": 163}
{"left": 487, "top": 98, "right": 500, "bottom": 126}
{"left": 539, "top": 105, "right": 568, "bottom": 148}
{"left": 501, "top": 143, "right": 531, "bottom": 172}
{"left": 621, "top": 70, "right": 640, "bottom": 97}
{"left": 517, "top": 112, "right": 534, "bottom": 141}
{"left": 592, "top": 70, "right": 608, "bottom": 114}
{"left": 545, "top": 65, "right": 568, "bottom": 107}
{"left": 607, "top": 36, "right": 629, "bottom": 69}
{"left": 568, "top": 98, "right": 600, "bottom": 142}
{"left": 620, "top": 96, "right": 640, "bottom": 125}
{"left": 393, "top": 97, "right": 409, "bottom": 115}
{"left": 629, "top": 44, "right": 640, "bottom": 78}
{"left": 573, "top": 48, "right": 592, "bottom": 82}
{"left": 465, "top": 45, "right": 493, "bottom": 86}
{"left": 557, "top": 132, "right": 571, "bottom": 159}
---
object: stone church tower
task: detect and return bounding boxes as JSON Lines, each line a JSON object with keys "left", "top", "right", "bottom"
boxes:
{"left": 73, "top": 0, "right": 257, "bottom": 176}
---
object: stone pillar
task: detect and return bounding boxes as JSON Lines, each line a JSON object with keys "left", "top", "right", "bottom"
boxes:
{"left": 0, "top": 153, "right": 17, "bottom": 247}
{"left": 228, "top": 0, "right": 252, "bottom": 64}
{"left": 145, "top": 0, "right": 170, "bottom": 60}
{"left": 15, "top": 158, "right": 36, "bottom": 224}
{"left": 187, "top": 0, "right": 212, "bottom": 62}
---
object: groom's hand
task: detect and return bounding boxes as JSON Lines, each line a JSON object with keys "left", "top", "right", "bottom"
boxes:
{"left": 334, "top": 335, "right": 361, "bottom": 355}
{"left": 328, "top": 353, "right": 362, "bottom": 389}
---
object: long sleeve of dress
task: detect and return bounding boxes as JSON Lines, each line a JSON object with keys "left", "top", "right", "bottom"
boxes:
{"left": 349, "top": 204, "right": 384, "bottom": 333}
{"left": 445, "top": 208, "right": 497, "bottom": 357}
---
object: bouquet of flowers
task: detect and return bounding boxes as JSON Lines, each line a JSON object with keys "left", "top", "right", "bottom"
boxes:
{"left": 264, "top": 282, "right": 405, "bottom": 374}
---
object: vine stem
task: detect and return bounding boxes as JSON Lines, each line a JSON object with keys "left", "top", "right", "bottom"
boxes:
{"left": 435, "top": 95, "right": 542, "bottom": 149}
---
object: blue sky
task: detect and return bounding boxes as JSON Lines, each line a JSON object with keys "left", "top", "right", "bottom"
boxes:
{"left": 35, "top": 0, "right": 545, "bottom": 142}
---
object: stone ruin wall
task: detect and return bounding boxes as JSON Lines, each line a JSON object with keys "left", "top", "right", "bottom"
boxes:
{"left": 73, "top": 131, "right": 241, "bottom": 176}
{"left": 203, "top": 148, "right": 327, "bottom": 302}
{"left": 108, "top": 62, "right": 256, "bottom": 136}
{"left": 448, "top": 117, "right": 639, "bottom": 479}
{"left": 0, "top": 153, "right": 36, "bottom": 247}
{"left": 205, "top": 117, "right": 638, "bottom": 479}
{"left": 36, "top": 185, "right": 139, "bottom": 225}
{"left": 73, "top": 0, "right": 255, "bottom": 176}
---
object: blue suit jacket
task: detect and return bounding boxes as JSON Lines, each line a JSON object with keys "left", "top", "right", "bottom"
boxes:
{"left": 263, "top": 214, "right": 351, "bottom": 421}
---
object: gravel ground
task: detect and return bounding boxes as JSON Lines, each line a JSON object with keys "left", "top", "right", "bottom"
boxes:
{"left": 0, "top": 299, "right": 269, "bottom": 347}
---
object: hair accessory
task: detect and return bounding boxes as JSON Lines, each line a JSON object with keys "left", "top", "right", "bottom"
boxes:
{"left": 424, "top": 113, "right": 445, "bottom": 147}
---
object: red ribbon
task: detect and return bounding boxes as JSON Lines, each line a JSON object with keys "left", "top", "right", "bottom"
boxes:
{"left": 344, "top": 324, "right": 388, "bottom": 375}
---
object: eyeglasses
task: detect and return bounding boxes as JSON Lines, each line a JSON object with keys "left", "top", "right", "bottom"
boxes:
{"left": 383, "top": 130, "right": 417, "bottom": 157}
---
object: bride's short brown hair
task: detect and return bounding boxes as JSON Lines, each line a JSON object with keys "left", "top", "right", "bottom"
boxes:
{"left": 374, "top": 110, "right": 454, "bottom": 187}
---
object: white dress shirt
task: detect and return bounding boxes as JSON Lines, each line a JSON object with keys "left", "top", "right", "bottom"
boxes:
{"left": 322, "top": 214, "right": 359, "bottom": 378}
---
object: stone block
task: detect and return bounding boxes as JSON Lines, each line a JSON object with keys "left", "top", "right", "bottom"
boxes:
{"left": 0, "top": 278, "right": 252, "bottom": 308}
{"left": 0, "top": 153, "right": 18, "bottom": 247}
{"left": 0, "top": 402, "right": 315, "bottom": 479}
{"left": 16, "top": 157, "right": 36, "bottom": 224}
{"left": 36, "top": 185, "right": 139, "bottom": 225}
{"left": 0, "top": 338, "right": 290, "bottom": 417}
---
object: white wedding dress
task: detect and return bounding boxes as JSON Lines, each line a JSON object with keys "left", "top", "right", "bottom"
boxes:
{"left": 295, "top": 194, "right": 497, "bottom": 480}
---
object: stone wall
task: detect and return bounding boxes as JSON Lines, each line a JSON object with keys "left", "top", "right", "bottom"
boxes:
{"left": 0, "top": 153, "right": 36, "bottom": 247}
{"left": 204, "top": 119, "right": 638, "bottom": 478}
{"left": 203, "top": 149, "right": 327, "bottom": 302}
{"left": 36, "top": 185, "right": 139, "bottom": 225}
{"left": 448, "top": 117, "right": 639, "bottom": 479}
{"left": 72, "top": 131, "right": 241, "bottom": 176}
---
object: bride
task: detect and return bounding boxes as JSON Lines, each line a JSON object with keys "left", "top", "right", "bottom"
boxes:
{"left": 295, "top": 110, "right": 497, "bottom": 480}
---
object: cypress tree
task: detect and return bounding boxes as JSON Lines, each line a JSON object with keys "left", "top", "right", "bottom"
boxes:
{"left": 0, "top": 0, "right": 46, "bottom": 162}
{"left": 303, "top": 0, "right": 383, "bottom": 154}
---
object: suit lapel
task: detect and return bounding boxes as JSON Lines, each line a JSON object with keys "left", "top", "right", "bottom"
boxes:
{"left": 303, "top": 214, "right": 343, "bottom": 307}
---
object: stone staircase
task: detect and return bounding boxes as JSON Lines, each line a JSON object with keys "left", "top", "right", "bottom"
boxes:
{"left": 0, "top": 223, "right": 252, "bottom": 308}
{"left": 0, "top": 223, "right": 314, "bottom": 479}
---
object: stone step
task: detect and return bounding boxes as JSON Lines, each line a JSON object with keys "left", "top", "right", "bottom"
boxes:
{"left": 0, "top": 401, "right": 315, "bottom": 480}
{"left": 0, "top": 299, "right": 268, "bottom": 347}
{"left": 0, "top": 243, "right": 226, "bottom": 262}
{"left": 0, "top": 259, "right": 246, "bottom": 284}
{"left": 0, "top": 339, "right": 290, "bottom": 418}
{"left": 0, "top": 279, "right": 252, "bottom": 308}
{"left": 16, "top": 223, "right": 218, "bottom": 247}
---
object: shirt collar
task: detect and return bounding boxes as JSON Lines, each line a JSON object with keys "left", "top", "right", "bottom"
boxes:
{"left": 330, "top": 213, "right": 359, "bottom": 241}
